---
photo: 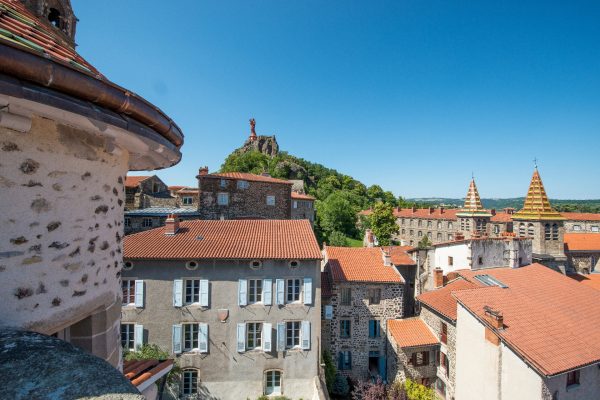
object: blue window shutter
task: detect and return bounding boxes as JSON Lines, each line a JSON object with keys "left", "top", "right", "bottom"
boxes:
{"left": 277, "top": 322, "right": 286, "bottom": 351}
{"left": 263, "top": 323, "right": 272, "bottom": 352}
{"left": 276, "top": 279, "right": 285, "bottom": 305}
{"left": 338, "top": 352, "right": 343, "bottom": 370}
{"left": 173, "top": 280, "right": 183, "bottom": 307}
{"left": 238, "top": 279, "right": 247, "bottom": 306}
{"left": 369, "top": 320, "right": 374, "bottom": 338}
{"left": 199, "top": 279, "right": 209, "bottom": 307}
{"left": 263, "top": 279, "right": 272, "bottom": 306}
{"left": 301, "top": 321, "right": 311, "bottom": 350}
{"left": 236, "top": 323, "right": 246, "bottom": 352}
{"left": 172, "top": 324, "right": 182, "bottom": 354}
{"left": 199, "top": 323, "right": 208, "bottom": 353}
{"left": 303, "top": 277, "right": 312, "bottom": 305}
{"left": 379, "top": 356, "right": 387, "bottom": 382}
{"left": 134, "top": 324, "right": 144, "bottom": 349}
{"left": 134, "top": 280, "right": 144, "bottom": 308}
{"left": 349, "top": 352, "right": 352, "bottom": 368}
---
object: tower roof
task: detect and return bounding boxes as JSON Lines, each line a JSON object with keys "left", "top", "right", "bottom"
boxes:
{"left": 457, "top": 179, "right": 491, "bottom": 217}
{"left": 513, "top": 169, "right": 564, "bottom": 221}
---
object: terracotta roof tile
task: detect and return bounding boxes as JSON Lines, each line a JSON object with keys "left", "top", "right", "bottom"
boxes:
{"left": 384, "top": 246, "right": 416, "bottom": 266}
{"left": 168, "top": 185, "right": 187, "bottom": 191}
{"left": 453, "top": 264, "right": 600, "bottom": 376}
{"left": 562, "top": 212, "right": 600, "bottom": 222}
{"left": 291, "top": 192, "right": 316, "bottom": 200}
{"left": 123, "top": 359, "right": 173, "bottom": 390}
{"left": 388, "top": 318, "right": 439, "bottom": 348}
{"left": 564, "top": 233, "right": 600, "bottom": 251}
{"left": 204, "top": 172, "right": 292, "bottom": 185}
{"left": 321, "top": 271, "right": 333, "bottom": 298}
{"left": 569, "top": 274, "right": 600, "bottom": 291}
{"left": 124, "top": 219, "right": 321, "bottom": 260}
{"left": 417, "top": 278, "right": 479, "bottom": 321}
{"left": 125, "top": 176, "right": 151, "bottom": 188}
{"left": 325, "top": 246, "right": 404, "bottom": 283}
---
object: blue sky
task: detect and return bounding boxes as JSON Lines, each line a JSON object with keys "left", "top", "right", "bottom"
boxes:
{"left": 73, "top": 0, "right": 600, "bottom": 199}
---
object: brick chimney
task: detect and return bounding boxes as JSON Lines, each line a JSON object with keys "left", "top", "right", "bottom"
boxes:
{"left": 411, "top": 206, "right": 417, "bottom": 213}
{"left": 364, "top": 229, "right": 375, "bottom": 248}
{"left": 198, "top": 166, "right": 209, "bottom": 176}
{"left": 382, "top": 249, "right": 392, "bottom": 266}
{"left": 440, "top": 207, "right": 444, "bottom": 214}
{"left": 491, "top": 208, "right": 496, "bottom": 216}
{"left": 484, "top": 306, "right": 504, "bottom": 329}
{"left": 433, "top": 268, "right": 444, "bottom": 288}
{"left": 165, "top": 214, "right": 180, "bottom": 235}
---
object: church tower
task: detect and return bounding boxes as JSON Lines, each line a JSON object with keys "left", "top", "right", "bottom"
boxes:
{"left": 512, "top": 168, "right": 566, "bottom": 268}
{"left": 21, "top": 0, "right": 77, "bottom": 48}
{"left": 456, "top": 178, "right": 492, "bottom": 238}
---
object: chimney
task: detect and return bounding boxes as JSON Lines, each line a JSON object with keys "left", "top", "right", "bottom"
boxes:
{"left": 165, "top": 214, "right": 180, "bottom": 235}
{"left": 433, "top": 268, "right": 444, "bottom": 288}
{"left": 504, "top": 207, "right": 514, "bottom": 215}
{"left": 484, "top": 306, "right": 504, "bottom": 329}
{"left": 491, "top": 209, "right": 496, "bottom": 216}
{"left": 198, "top": 166, "right": 209, "bottom": 176}
{"left": 440, "top": 206, "right": 444, "bottom": 214}
{"left": 364, "top": 229, "right": 375, "bottom": 248}
{"left": 429, "top": 207, "right": 434, "bottom": 214}
{"left": 411, "top": 206, "right": 417, "bottom": 213}
{"left": 382, "top": 249, "right": 392, "bottom": 267}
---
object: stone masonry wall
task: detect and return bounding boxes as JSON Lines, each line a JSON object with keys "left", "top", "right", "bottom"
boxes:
{"left": 566, "top": 251, "right": 600, "bottom": 274}
{"left": 0, "top": 117, "right": 127, "bottom": 365}
{"left": 387, "top": 339, "right": 438, "bottom": 385}
{"left": 328, "top": 281, "right": 404, "bottom": 381}
{"left": 198, "top": 176, "right": 291, "bottom": 220}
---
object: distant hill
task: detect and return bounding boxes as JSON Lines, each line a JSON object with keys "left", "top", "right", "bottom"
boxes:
{"left": 408, "top": 198, "right": 600, "bottom": 213}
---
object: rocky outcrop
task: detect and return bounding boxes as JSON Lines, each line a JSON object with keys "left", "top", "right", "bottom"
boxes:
{"left": 241, "top": 135, "right": 279, "bottom": 157}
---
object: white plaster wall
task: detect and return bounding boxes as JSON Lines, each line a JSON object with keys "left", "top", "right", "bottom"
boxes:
{"left": 0, "top": 116, "right": 128, "bottom": 334}
{"left": 454, "top": 305, "right": 500, "bottom": 400}
{"left": 434, "top": 243, "right": 469, "bottom": 274}
{"left": 500, "top": 343, "right": 542, "bottom": 400}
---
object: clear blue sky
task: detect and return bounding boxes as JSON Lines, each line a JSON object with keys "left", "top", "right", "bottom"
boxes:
{"left": 73, "top": 0, "right": 600, "bottom": 199}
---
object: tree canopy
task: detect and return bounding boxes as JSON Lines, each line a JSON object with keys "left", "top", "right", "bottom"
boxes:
{"left": 370, "top": 202, "right": 399, "bottom": 246}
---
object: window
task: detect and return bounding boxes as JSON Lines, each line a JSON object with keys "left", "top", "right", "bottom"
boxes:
{"left": 410, "top": 219, "right": 414, "bottom": 226}
{"left": 264, "top": 370, "right": 282, "bottom": 395}
{"left": 410, "top": 351, "right": 430, "bottom": 366}
{"left": 124, "top": 217, "right": 131, "bottom": 227}
{"left": 142, "top": 218, "right": 153, "bottom": 228}
{"left": 266, "top": 195, "right": 276, "bottom": 206}
{"left": 401, "top": 218, "right": 405, "bottom": 226}
{"left": 447, "top": 233, "right": 453, "bottom": 241}
{"left": 237, "top": 180, "right": 249, "bottom": 189}
{"left": 573, "top": 224, "right": 581, "bottom": 231}
{"left": 592, "top": 226, "right": 599, "bottom": 232}
{"left": 152, "top": 183, "right": 159, "bottom": 193}
{"left": 448, "top": 256, "right": 453, "bottom": 266}
{"left": 368, "top": 320, "right": 380, "bottom": 338}
{"left": 527, "top": 223, "right": 535, "bottom": 237}
{"left": 367, "top": 288, "right": 381, "bottom": 305}
{"left": 478, "top": 256, "right": 483, "bottom": 265}
{"left": 448, "top": 222, "right": 453, "bottom": 229}
{"left": 286, "top": 321, "right": 301, "bottom": 349}
{"left": 121, "top": 323, "right": 135, "bottom": 350}
{"left": 122, "top": 280, "right": 135, "bottom": 305}
{"left": 185, "top": 279, "right": 200, "bottom": 304}
{"left": 418, "top": 220, "right": 422, "bottom": 227}
{"left": 441, "top": 322, "right": 448, "bottom": 344}
{"left": 418, "top": 231, "right": 423, "bottom": 238}
{"left": 340, "top": 320, "right": 351, "bottom": 338}
{"left": 441, "top": 352, "right": 449, "bottom": 377}
{"left": 183, "top": 324, "right": 199, "bottom": 351}
{"left": 410, "top": 230, "right": 414, "bottom": 236}
{"left": 545, "top": 223, "right": 551, "bottom": 240}
{"left": 437, "top": 221, "right": 442, "bottom": 229}
{"left": 247, "top": 322, "right": 263, "bottom": 350}
{"left": 286, "top": 278, "right": 301, "bottom": 303}
{"left": 182, "top": 369, "right": 198, "bottom": 396}
{"left": 435, "top": 379, "right": 446, "bottom": 397}
{"left": 339, "top": 351, "right": 352, "bottom": 370}
{"left": 566, "top": 370, "right": 580, "bottom": 388}
{"left": 427, "top": 232, "right": 432, "bottom": 239}
{"left": 552, "top": 223, "right": 559, "bottom": 240}
{"left": 248, "top": 279, "right": 263, "bottom": 304}
{"left": 402, "top": 229, "right": 406, "bottom": 234}
{"left": 182, "top": 196, "right": 193, "bottom": 205}
{"left": 217, "top": 192, "right": 229, "bottom": 206}
{"left": 519, "top": 223, "right": 525, "bottom": 237}
{"left": 427, "top": 221, "right": 432, "bottom": 228}
{"left": 437, "top": 233, "right": 442, "bottom": 241}
{"left": 293, "top": 200, "right": 298, "bottom": 209}
{"left": 493, "top": 224, "right": 500, "bottom": 234}
{"left": 340, "top": 287, "right": 351, "bottom": 305}
{"left": 220, "top": 179, "right": 227, "bottom": 188}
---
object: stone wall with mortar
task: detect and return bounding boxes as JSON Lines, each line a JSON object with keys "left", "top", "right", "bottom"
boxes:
{"left": 327, "top": 281, "right": 404, "bottom": 382}
{"left": 386, "top": 337, "right": 438, "bottom": 385}
{"left": 0, "top": 116, "right": 127, "bottom": 366}
{"left": 564, "top": 220, "right": 600, "bottom": 233}
{"left": 566, "top": 251, "right": 600, "bottom": 274}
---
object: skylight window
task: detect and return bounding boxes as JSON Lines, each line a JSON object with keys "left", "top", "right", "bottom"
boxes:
{"left": 474, "top": 275, "right": 508, "bottom": 288}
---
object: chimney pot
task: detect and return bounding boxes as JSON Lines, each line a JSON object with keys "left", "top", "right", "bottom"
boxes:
{"left": 484, "top": 306, "right": 504, "bottom": 329}
{"left": 198, "top": 166, "right": 209, "bottom": 176}
{"left": 429, "top": 207, "right": 434, "bottom": 214}
{"left": 440, "top": 207, "right": 445, "bottom": 214}
{"left": 382, "top": 249, "right": 392, "bottom": 267}
{"left": 165, "top": 213, "right": 180, "bottom": 235}
{"left": 491, "top": 209, "right": 496, "bottom": 215}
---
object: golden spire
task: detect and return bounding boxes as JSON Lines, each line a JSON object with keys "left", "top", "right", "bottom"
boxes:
{"left": 457, "top": 178, "right": 491, "bottom": 217}
{"left": 513, "top": 168, "right": 564, "bottom": 220}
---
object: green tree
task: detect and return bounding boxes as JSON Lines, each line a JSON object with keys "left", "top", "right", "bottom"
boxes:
{"left": 417, "top": 235, "right": 432, "bottom": 249}
{"left": 317, "top": 192, "right": 358, "bottom": 239}
{"left": 322, "top": 351, "right": 337, "bottom": 394}
{"left": 332, "top": 374, "right": 350, "bottom": 397}
{"left": 404, "top": 379, "right": 435, "bottom": 400}
{"left": 328, "top": 230, "right": 349, "bottom": 246}
{"left": 370, "top": 202, "right": 399, "bottom": 246}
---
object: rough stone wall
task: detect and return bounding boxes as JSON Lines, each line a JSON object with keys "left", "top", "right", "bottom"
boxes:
{"left": 291, "top": 200, "right": 315, "bottom": 225}
{"left": 125, "top": 175, "right": 171, "bottom": 210}
{"left": 564, "top": 220, "right": 600, "bottom": 233}
{"left": 321, "top": 297, "right": 332, "bottom": 353}
{"left": 420, "top": 307, "right": 456, "bottom": 399}
{"left": 0, "top": 117, "right": 127, "bottom": 366}
{"left": 198, "top": 176, "right": 291, "bottom": 220}
{"left": 566, "top": 251, "right": 600, "bottom": 274}
{"left": 513, "top": 219, "right": 565, "bottom": 257}
{"left": 387, "top": 338, "right": 438, "bottom": 384}
{"left": 328, "top": 281, "right": 404, "bottom": 381}
{"left": 174, "top": 192, "right": 199, "bottom": 209}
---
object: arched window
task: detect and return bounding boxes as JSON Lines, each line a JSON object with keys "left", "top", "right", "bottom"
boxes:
{"left": 527, "top": 223, "right": 535, "bottom": 237}
{"left": 519, "top": 223, "right": 525, "bottom": 237}
{"left": 544, "top": 223, "right": 551, "bottom": 240}
{"left": 264, "top": 370, "right": 282, "bottom": 395}
{"left": 427, "top": 232, "right": 432, "bottom": 239}
{"left": 552, "top": 223, "right": 559, "bottom": 240}
{"left": 437, "top": 221, "right": 442, "bottom": 229}
{"left": 437, "top": 233, "right": 442, "bottom": 241}
{"left": 418, "top": 231, "right": 423, "bottom": 238}
{"left": 182, "top": 369, "right": 198, "bottom": 396}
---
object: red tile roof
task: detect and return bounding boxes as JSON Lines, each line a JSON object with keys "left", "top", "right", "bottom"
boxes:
{"left": 388, "top": 318, "right": 439, "bottom": 348}
{"left": 322, "top": 271, "right": 333, "bottom": 298}
{"left": 569, "top": 274, "right": 600, "bottom": 291}
{"left": 454, "top": 264, "right": 600, "bottom": 376}
{"left": 168, "top": 185, "right": 187, "bottom": 191}
{"left": 204, "top": 172, "right": 292, "bottom": 185}
{"left": 124, "top": 359, "right": 173, "bottom": 391}
{"left": 0, "top": 0, "right": 99, "bottom": 75}
{"left": 564, "top": 233, "right": 600, "bottom": 251}
{"left": 384, "top": 246, "right": 416, "bottom": 266}
{"left": 562, "top": 212, "right": 600, "bottom": 222}
{"left": 292, "top": 192, "right": 316, "bottom": 200}
{"left": 417, "top": 278, "right": 479, "bottom": 321}
{"left": 490, "top": 212, "right": 513, "bottom": 222}
{"left": 325, "top": 246, "right": 404, "bottom": 283}
{"left": 125, "top": 176, "right": 151, "bottom": 188}
{"left": 124, "top": 219, "right": 321, "bottom": 260}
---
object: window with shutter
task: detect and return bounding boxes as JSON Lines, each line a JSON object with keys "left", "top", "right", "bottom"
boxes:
{"left": 276, "top": 322, "right": 286, "bottom": 351}
{"left": 238, "top": 279, "right": 248, "bottom": 306}
{"left": 199, "top": 279, "right": 209, "bottom": 307}
{"left": 121, "top": 323, "right": 135, "bottom": 350}
{"left": 134, "top": 324, "right": 144, "bottom": 350}
{"left": 198, "top": 323, "right": 208, "bottom": 353}
{"left": 263, "top": 323, "right": 272, "bottom": 352}
{"left": 134, "top": 280, "right": 144, "bottom": 308}
{"left": 303, "top": 277, "right": 312, "bottom": 305}
{"left": 263, "top": 279, "right": 272, "bottom": 305}
{"left": 237, "top": 323, "right": 246, "bottom": 352}
{"left": 276, "top": 279, "right": 285, "bottom": 305}
{"left": 172, "top": 324, "right": 182, "bottom": 354}
{"left": 173, "top": 280, "right": 183, "bottom": 307}
{"left": 301, "top": 321, "right": 310, "bottom": 350}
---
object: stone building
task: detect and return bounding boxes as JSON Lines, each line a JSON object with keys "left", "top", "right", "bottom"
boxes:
{"left": 562, "top": 213, "right": 600, "bottom": 233}
{"left": 322, "top": 246, "right": 405, "bottom": 382}
{"left": 123, "top": 219, "right": 324, "bottom": 399}
{"left": 387, "top": 318, "right": 439, "bottom": 387}
{"left": 125, "top": 175, "right": 175, "bottom": 210}
{"left": 124, "top": 207, "right": 200, "bottom": 235}
{"left": 291, "top": 191, "right": 316, "bottom": 225}
{"left": 197, "top": 168, "right": 293, "bottom": 220}
{"left": 0, "top": 0, "right": 182, "bottom": 397}
{"left": 564, "top": 233, "right": 600, "bottom": 274}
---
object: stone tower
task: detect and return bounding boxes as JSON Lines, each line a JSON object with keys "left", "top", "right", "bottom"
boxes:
{"left": 512, "top": 168, "right": 566, "bottom": 270}
{"left": 456, "top": 179, "right": 492, "bottom": 238}
{"left": 22, "top": 0, "right": 77, "bottom": 47}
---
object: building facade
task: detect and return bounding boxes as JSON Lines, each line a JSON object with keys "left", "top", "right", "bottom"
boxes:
{"left": 125, "top": 175, "right": 175, "bottom": 210}
{"left": 123, "top": 219, "right": 323, "bottom": 399}
{"left": 291, "top": 191, "right": 316, "bottom": 225}
{"left": 322, "top": 246, "right": 405, "bottom": 382}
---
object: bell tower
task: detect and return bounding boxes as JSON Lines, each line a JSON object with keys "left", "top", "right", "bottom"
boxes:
{"left": 21, "top": 0, "right": 77, "bottom": 48}
{"left": 456, "top": 178, "right": 492, "bottom": 239}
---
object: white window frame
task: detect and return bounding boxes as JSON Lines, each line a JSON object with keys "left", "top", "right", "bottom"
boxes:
{"left": 285, "top": 321, "right": 301, "bottom": 349}
{"left": 185, "top": 279, "right": 200, "bottom": 305}
{"left": 142, "top": 218, "right": 153, "bottom": 228}
{"left": 121, "top": 323, "right": 135, "bottom": 350}
{"left": 183, "top": 323, "right": 199, "bottom": 352}
{"left": 182, "top": 369, "right": 198, "bottom": 396}
{"left": 248, "top": 279, "right": 263, "bottom": 304}
{"left": 266, "top": 195, "right": 276, "bottom": 206}
{"left": 264, "top": 370, "right": 282, "bottom": 396}
{"left": 592, "top": 226, "right": 599, "bottom": 232}
{"left": 286, "top": 278, "right": 301, "bottom": 303}
{"left": 217, "top": 192, "right": 229, "bottom": 206}
{"left": 122, "top": 279, "right": 136, "bottom": 306}
{"left": 293, "top": 200, "right": 298, "bottom": 209}
{"left": 573, "top": 225, "right": 581, "bottom": 231}
{"left": 182, "top": 196, "right": 193, "bottom": 205}
{"left": 246, "top": 322, "right": 263, "bottom": 351}
{"left": 220, "top": 179, "right": 228, "bottom": 188}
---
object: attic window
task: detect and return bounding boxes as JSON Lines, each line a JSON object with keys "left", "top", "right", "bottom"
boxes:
{"left": 186, "top": 261, "right": 198, "bottom": 271}
{"left": 48, "top": 8, "right": 62, "bottom": 28}
{"left": 123, "top": 261, "right": 133, "bottom": 271}
{"left": 249, "top": 260, "right": 262, "bottom": 270}
{"left": 474, "top": 275, "right": 508, "bottom": 288}
{"left": 289, "top": 260, "right": 300, "bottom": 269}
